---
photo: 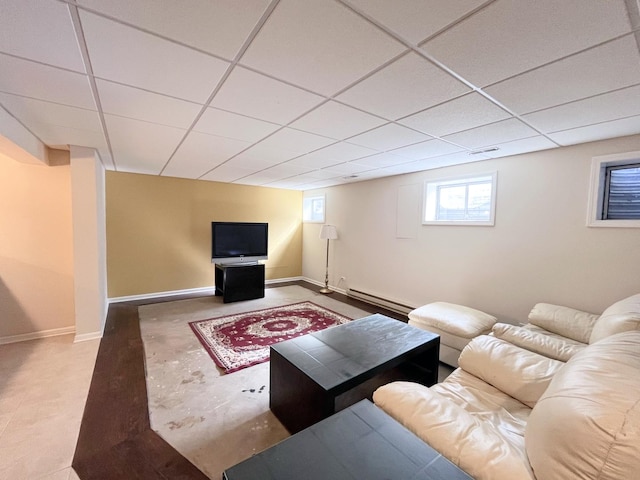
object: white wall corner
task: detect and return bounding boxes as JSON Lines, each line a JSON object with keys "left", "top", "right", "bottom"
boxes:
{"left": 70, "top": 146, "right": 108, "bottom": 338}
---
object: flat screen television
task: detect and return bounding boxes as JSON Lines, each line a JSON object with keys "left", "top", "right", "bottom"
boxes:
{"left": 211, "top": 222, "right": 268, "bottom": 265}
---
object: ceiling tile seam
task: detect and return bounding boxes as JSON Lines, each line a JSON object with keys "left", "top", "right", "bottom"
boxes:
{"left": 543, "top": 112, "right": 640, "bottom": 136}
{"left": 159, "top": 0, "right": 282, "bottom": 177}
{"left": 193, "top": 96, "right": 337, "bottom": 181}
{"left": 334, "top": 0, "right": 565, "bottom": 149}
{"left": 520, "top": 81, "right": 640, "bottom": 117}
{"left": 0, "top": 50, "right": 85, "bottom": 76}
{"left": 92, "top": 77, "right": 205, "bottom": 107}
{"left": 0, "top": 90, "right": 100, "bottom": 113}
{"left": 337, "top": 0, "right": 498, "bottom": 50}
{"left": 58, "top": 0, "right": 234, "bottom": 65}
{"left": 67, "top": 2, "right": 115, "bottom": 170}
{"left": 482, "top": 32, "right": 640, "bottom": 91}
{"left": 624, "top": 0, "right": 640, "bottom": 48}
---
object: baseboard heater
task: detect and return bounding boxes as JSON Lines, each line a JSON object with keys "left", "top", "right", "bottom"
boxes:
{"left": 347, "top": 288, "right": 414, "bottom": 316}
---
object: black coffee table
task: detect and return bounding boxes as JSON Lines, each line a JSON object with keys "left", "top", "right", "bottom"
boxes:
{"left": 269, "top": 313, "right": 439, "bottom": 433}
{"left": 223, "top": 399, "right": 471, "bottom": 480}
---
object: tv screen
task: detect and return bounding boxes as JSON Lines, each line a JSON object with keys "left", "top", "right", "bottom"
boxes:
{"left": 211, "top": 222, "right": 268, "bottom": 264}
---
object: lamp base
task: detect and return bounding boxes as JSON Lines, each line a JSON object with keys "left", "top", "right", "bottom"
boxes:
{"left": 319, "top": 287, "right": 333, "bottom": 294}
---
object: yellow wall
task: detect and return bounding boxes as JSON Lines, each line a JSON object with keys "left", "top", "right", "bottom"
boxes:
{"left": 106, "top": 172, "right": 303, "bottom": 298}
{"left": 0, "top": 154, "right": 74, "bottom": 338}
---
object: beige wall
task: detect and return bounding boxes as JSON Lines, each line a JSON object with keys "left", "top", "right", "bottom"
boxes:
{"left": 303, "top": 134, "right": 640, "bottom": 324}
{"left": 106, "top": 172, "right": 303, "bottom": 298}
{"left": 0, "top": 154, "right": 75, "bottom": 338}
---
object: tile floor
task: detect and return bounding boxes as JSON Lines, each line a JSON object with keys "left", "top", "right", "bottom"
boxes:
{"left": 0, "top": 335, "right": 99, "bottom": 479}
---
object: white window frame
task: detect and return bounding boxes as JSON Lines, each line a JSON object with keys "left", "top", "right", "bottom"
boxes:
{"left": 587, "top": 151, "right": 640, "bottom": 228}
{"left": 423, "top": 172, "right": 497, "bottom": 226}
{"left": 303, "top": 195, "right": 325, "bottom": 223}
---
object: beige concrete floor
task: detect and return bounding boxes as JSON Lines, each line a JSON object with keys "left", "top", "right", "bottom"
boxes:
{"left": 138, "top": 285, "right": 376, "bottom": 479}
{"left": 0, "top": 335, "right": 99, "bottom": 479}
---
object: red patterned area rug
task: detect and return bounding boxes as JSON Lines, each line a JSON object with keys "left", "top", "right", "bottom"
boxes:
{"left": 189, "top": 301, "right": 352, "bottom": 373}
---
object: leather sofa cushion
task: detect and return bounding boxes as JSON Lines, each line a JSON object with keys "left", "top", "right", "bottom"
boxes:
{"left": 459, "top": 335, "right": 563, "bottom": 408}
{"left": 373, "top": 377, "right": 536, "bottom": 480}
{"left": 589, "top": 293, "right": 640, "bottom": 344}
{"left": 492, "top": 323, "right": 585, "bottom": 362}
{"left": 408, "top": 302, "right": 496, "bottom": 338}
{"left": 528, "top": 303, "right": 598, "bottom": 344}
{"left": 525, "top": 331, "right": 640, "bottom": 480}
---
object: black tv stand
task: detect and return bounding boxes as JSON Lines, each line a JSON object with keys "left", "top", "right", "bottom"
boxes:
{"left": 214, "top": 263, "right": 265, "bottom": 303}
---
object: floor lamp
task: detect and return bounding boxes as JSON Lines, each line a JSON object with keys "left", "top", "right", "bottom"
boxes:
{"left": 319, "top": 225, "right": 338, "bottom": 294}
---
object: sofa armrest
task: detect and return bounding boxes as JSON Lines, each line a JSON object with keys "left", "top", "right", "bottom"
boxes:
{"left": 459, "top": 335, "right": 564, "bottom": 407}
{"left": 528, "top": 303, "right": 598, "bottom": 344}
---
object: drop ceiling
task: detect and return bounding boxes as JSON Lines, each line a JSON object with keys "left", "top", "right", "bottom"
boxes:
{"left": 1, "top": 0, "right": 640, "bottom": 190}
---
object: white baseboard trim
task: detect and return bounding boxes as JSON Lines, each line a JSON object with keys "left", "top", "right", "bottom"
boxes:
{"left": 109, "top": 286, "right": 216, "bottom": 304}
{"left": 74, "top": 331, "right": 102, "bottom": 343}
{"left": 108, "top": 277, "right": 306, "bottom": 304}
{"left": 0, "top": 326, "right": 75, "bottom": 345}
{"left": 301, "top": 276, "right": 347, "bottom": 295}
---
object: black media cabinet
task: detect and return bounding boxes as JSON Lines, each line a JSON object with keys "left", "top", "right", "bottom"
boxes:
{"left": 214, "top": 263, "right": 265, "bottom": 303}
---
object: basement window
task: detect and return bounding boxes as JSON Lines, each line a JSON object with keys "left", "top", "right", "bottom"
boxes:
{"left": 423, "top": 172, "right": 497, "bottom": 226}
{"left": 587, "top": 151, "right": 640, "bottom": 228}
{"left": 303, "top": 195, "right": 325, "bottom": 223}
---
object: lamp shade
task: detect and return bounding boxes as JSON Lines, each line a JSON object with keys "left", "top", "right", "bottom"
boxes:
{"left": 319, "top": 224, "right": 338, "bottom": 240}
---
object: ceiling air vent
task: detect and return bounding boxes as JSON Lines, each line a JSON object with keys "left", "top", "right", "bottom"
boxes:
{"left": 469, "top": 147, "right": 499, "bottom": 155}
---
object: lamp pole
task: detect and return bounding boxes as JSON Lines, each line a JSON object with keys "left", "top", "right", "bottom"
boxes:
{"left": 320, "top": 237, "right": 332, "bottom": 294}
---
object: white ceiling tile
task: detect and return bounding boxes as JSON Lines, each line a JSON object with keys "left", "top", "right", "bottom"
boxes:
{"left": 289, "top": 101, "right": 386, "bottom": 140}
{"left": 548, "top": 116, "right": 640, "bottom": 146}
{"left": 485, "top": 36, "right": 640, "bottom": 115}
{"left": 194, "top": 108, "right": 280, "bottom": 143}
{"left": 345, "top": 0, "right": 488, "bottom": 45}
{"left": 443, "top": 118, "right": 539, "bottom": 149}
{"left": 336, "top": 52, "right": 470, "bottom": 119}
{"left": 96, "top": 80, "right": 202, "bottom": 129}
{"left": 347, "top": 123, "right": 431, "bottom": 150}
{"left": 210, "top": 66, "right": 324, "bottom": 124}
{"left": 351, "top": 152, "right": 410, "bottom": 168}
{"left": 200, "top": 163, "right": 255, "bottom": 183}
{"left": 0, "top": 93, "right": 101, "bottom": 133}
{"left": 266, "top": 178, "right": 310, "bottom": 189}
{"left": 77, "top": 0, "right": 270, "bottom": 60}
{"left": 423, "top": 0, "right": 632, "bottom": 86}
{"left": 485, "top": 136, "right": 558, "bottom": 158}
{"left": 296, "top": 169, "right": 342, "bottom": 180}
{"left": 0, "top": 54, "right": 95, "bottom": 109}
{"left": 253, "top": 128, "right": 335, "bottom": 157}
{"left": 287, "top": 142, "right": 377, "bottom": 169}
{"left": 80, "top": 12, "right": 229, "bottom": 103}
{"left": 415, "top": 150, "right": 491, "bottom": 170}
{"left": 389, "top": 138, "right": 464, "bottom": 160}
{"left": 104, "top": 114, "right": 186, "bottom": 174}
{"left": 234, "top": 173, "right": 278, "bottom": 186}
{"left": 322, "top": 162, "right": 377, "bottom": 175}
{"left": 230, "top": 147, "right": 287, "bottom": 169}
{"left": 163, "top": 131, "right": 252, "bottom": 179}
{"left": 0, "top": 0, "right": 85, "bottom": 71}
{"left": 240, "top": 0, "right": 405, "bottom": 95}
{"left": 376, "top": 161, "right": 432, "bottom": 176}
{"left": 399, "top": 93, "right": 512, "bottom": 137}
{"left": 27, "top": 122, "right": 107, "bottom": 150}
{"left": 259, "top": 163, "right": 312, "bottom": 177}
{"left": 523, "top": 84, "right": 640, "bottom": 134}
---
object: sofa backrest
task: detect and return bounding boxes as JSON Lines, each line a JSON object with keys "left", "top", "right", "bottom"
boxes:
{"left": 589, "top": 293, "right": 640, "bottom": 344}
{"left": 525, "top": 331, "right": 640, "bottom": 480}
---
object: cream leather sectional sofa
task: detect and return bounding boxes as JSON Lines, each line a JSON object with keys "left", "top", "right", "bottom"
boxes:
{"left": 374, "top": 293, "right": 640, "bottom": 480}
